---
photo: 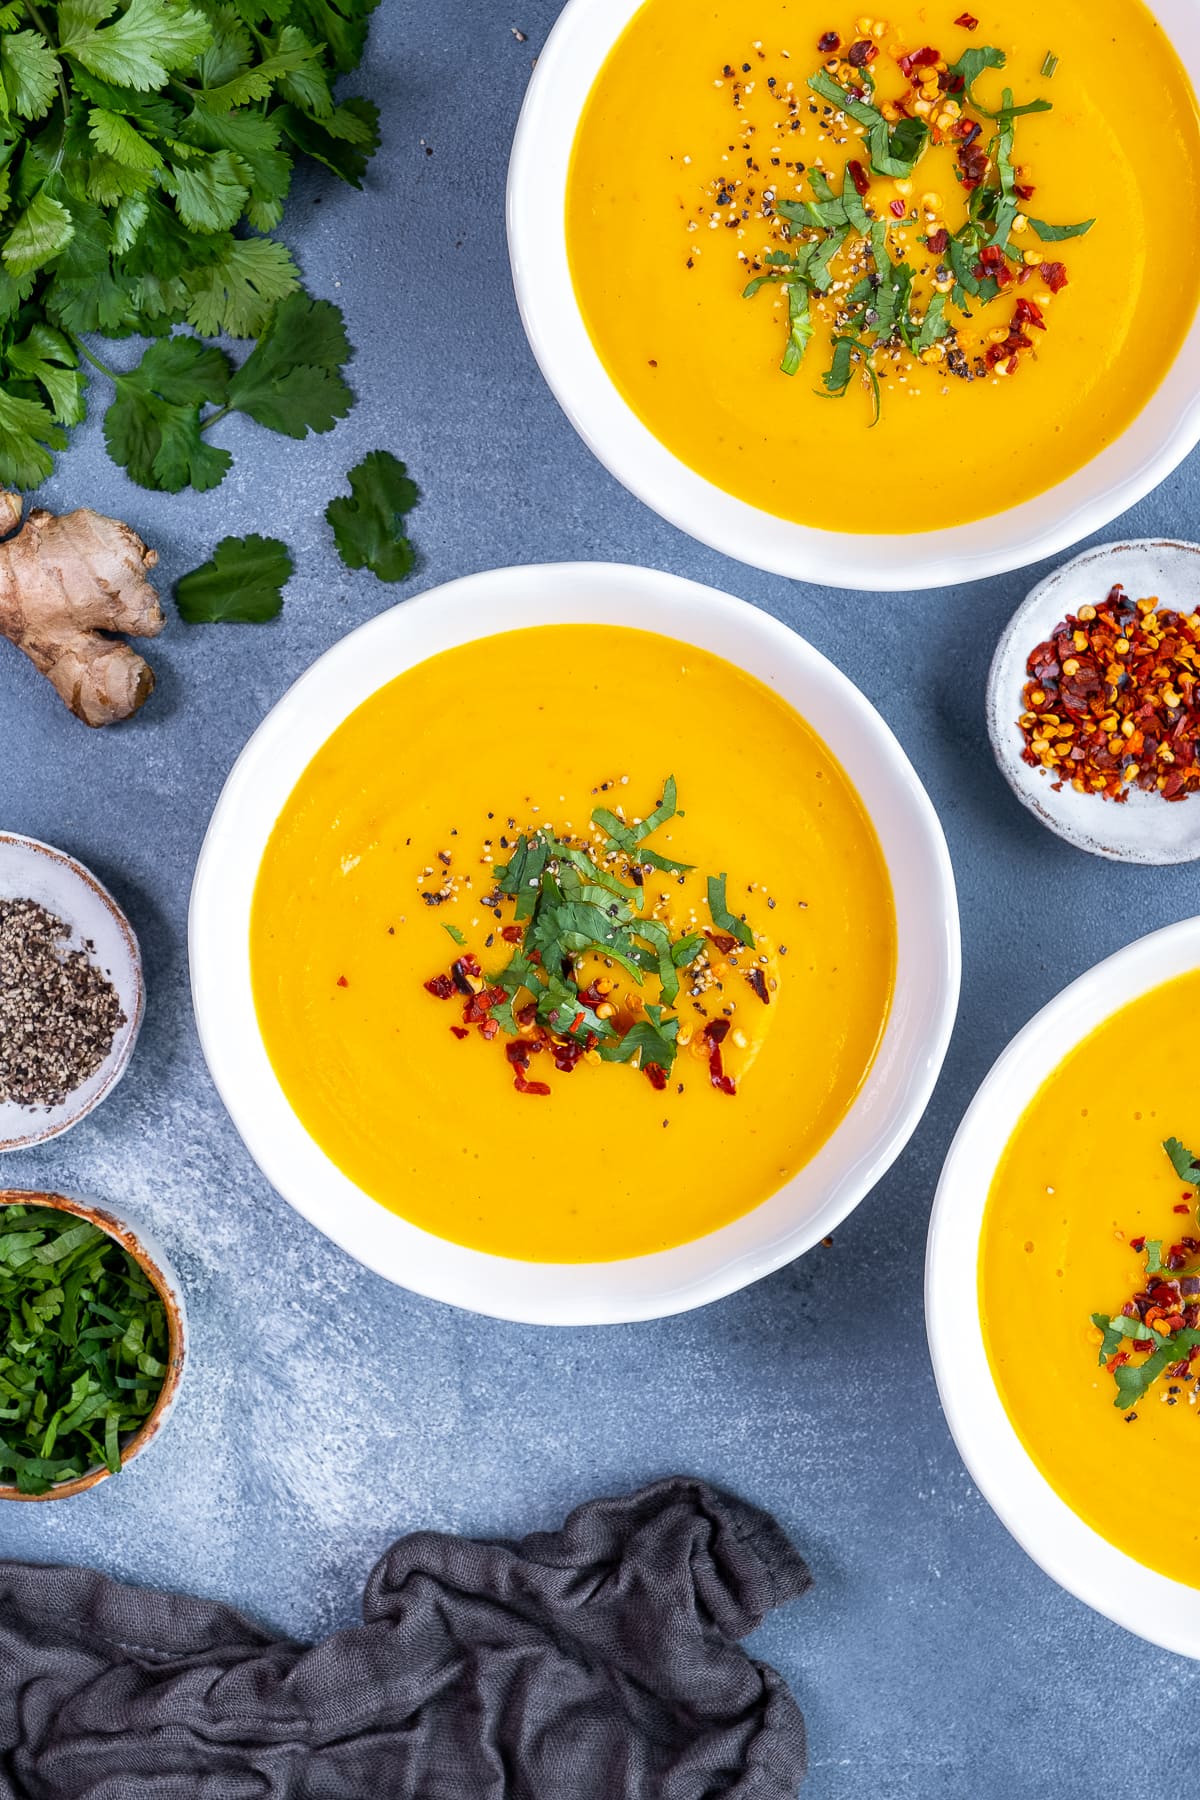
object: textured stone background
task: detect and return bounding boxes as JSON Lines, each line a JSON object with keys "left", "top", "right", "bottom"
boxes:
{"left": 2, "top": 5, "right": 1199, "bottom": 1794}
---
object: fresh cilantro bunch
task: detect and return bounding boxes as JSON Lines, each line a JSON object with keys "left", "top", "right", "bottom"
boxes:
{"left": 0, "top": 0, "right": 381, "bottom": 488}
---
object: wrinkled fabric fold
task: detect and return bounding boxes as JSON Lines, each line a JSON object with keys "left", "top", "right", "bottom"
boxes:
{"left": 0, "top": 1477, "right": 809, "bottom": 1799}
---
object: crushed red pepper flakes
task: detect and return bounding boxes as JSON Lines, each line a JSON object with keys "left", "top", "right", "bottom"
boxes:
{"left": 954, "top": 11, "right": 979, "bottom": 27}
{"left": 1018, "top": 584, "right": 1200, "bottom": 802}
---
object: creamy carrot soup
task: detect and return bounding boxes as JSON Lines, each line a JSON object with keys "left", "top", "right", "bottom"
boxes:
{"left": 251, "top": 626, "right": 895, "bottom": 1262}
{"left": 980, "top": 971, "right": 1200, "bottom": 1587}
{"left": 566, "top": 1, "right": 1200, "bottom": 533}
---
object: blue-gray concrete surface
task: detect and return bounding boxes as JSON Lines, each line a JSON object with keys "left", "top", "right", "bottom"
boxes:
{"left": 2, "top": 6, "right": 1198, "bottom": 1794}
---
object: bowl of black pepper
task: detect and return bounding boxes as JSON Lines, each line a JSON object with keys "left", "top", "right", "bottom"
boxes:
{"left": 0, "top": 835, "right": 143, "bottom": 1150}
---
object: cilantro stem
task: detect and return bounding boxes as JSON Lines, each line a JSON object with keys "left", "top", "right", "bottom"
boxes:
{"left": 198, "top": 403, "right": 233, "bottom": 433}
{"left": 69, "top": 335, "right": 119, "bottom": 381}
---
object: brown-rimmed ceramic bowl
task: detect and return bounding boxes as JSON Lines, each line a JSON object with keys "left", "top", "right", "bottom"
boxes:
{"left": 0, "top": 834, "right": 144, "bottom": 1150}
{"left": 0, "top": 1192, "right": 186, "bottom": 1500}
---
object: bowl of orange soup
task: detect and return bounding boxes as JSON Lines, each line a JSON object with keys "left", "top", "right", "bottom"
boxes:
{"left": 927, "top": 918, "right": 1200, "bottom": 1656}
{"left": 190, "top": 563, "right": 959, "bottom": 1323}
{"left": 508, "top": 0, "right": 1200, "bottom": 588}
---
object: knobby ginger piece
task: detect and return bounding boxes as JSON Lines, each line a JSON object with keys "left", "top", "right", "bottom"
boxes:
{"left": 0, "top": 493, "right": 163, "bottom": 727}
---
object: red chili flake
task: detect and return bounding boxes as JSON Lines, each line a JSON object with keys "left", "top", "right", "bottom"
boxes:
{"left": 336, "top": 975, "right": 349, "bottom": 988}
{"left": 552, "top": 1039, "right": 585, "bottom": 1073}
{"left": 1130, "top": 1236, "right": 1146, "bottom": 1252}
{"left": 505, "top": 1040, "right": 530, "bottom": 1067}
{"left": 816, "top": 30, "right": 841, "bottom": 52}
{"left": 898, "top": 45, "right": 941, "bottom": 76}
{"left": 954, "top": 11, "right": 979, "bottom": 26}
{"left": 1041, "top": 260, "right": 1069, "bottom": 291}
{"left": 644, "top": 1063, "right": 668, "bottom": 1090}
{"left": 926, "top": 227, "right": 949, "bottom": 254}
{"left": 424, "top": 973, "right": 455, "bottom": 999}
{"left": 569, "top": 1011, "right": 586, "bottom": 1034}
{"left": 1174, "top": 1202, "right": 1192, "bottom": 1214}
{"left": 1018, "top": 584, "right": 1200, "bottom": 800}
{"left": 954, "top": 118, "right": 981, "bottom": 146}
{"left": 958, "top": 141, "right": 989, "bottom": 188}
{"left": 747, "top": 968, "right": 770, "bottom": 1004}
{"left": 1013, "top": 296, "right": 1046, "bottom": 330}
{"left": 705, "top": 929, "right": 740, "bottom": 955}
{"left": 847, "top": 159, "right": 871, "bottom": 196}
{"left": 479, "top": 1017, "right": 500, "bottom": 1041}
{"left": 889, "top": 199, "right": 906, "bottom": 218}
{"left": 516, "top": 1003, "right": 537, "bottom": 1027}
{"left": 450, "top": 1025, "right": 469, "bottom": 1039}
{"left": 1014, "top": 182, "right": 1036, "bottom": 201}
{"left": 500, "top": 924, "right": 523, "bottom": 943}
{"left": 847, "top": 38, "right": 877, "bottom": 66}
{"left": 513, "top": 1072, "right": 551, "bottom": 1096}
{"left": 702, "top": 1018, "right": 731, "bottom": 1047}
{"left": 1105, "top": 1351, "right": 1130, "bottom": 1374}
{"left": 979, "top": 245, "right": 1005, "bottom": 266}
{"left": 577, "top": 980, "right": 606, "bottom": 1008}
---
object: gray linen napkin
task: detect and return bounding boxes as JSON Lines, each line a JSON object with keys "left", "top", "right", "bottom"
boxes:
{"left": 0, "top": 1476, "right": 810, "bottom": 1798}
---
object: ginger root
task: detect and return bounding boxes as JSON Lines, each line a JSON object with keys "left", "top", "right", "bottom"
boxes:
{"left": 0, "top": 491, "right": 163, "bottom": 728}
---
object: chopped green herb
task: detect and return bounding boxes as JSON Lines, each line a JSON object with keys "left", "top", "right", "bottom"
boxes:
{"left": 0, "top": 1205, "right": 170, "bottom": 1496}
{"left": 442, "top": 923, "right": 467, "bottom": 947}
{"left": 706, "top": 873, "right": 754, "bottom": 949}
{"left": 781, "top": 279, "right": 813, "bottom": 375}
{"left": 1027, "top": 216, "right": 1094, "bottom": 241}
{"left": 1112, "top": 1330, "right": 1200, "bottom": 1409}
{"left": 1041, "top": 52, "right": 1059, "bottom": 79}
{"left": 1164, "top": 1137, "right": 1200, "bottom": 1187}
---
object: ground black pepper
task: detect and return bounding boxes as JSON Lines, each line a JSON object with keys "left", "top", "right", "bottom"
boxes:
{"left": 0, "top": 898, "right": 126, "bottom": 1108}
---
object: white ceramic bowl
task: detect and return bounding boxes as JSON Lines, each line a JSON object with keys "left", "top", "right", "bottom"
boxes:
{"left": 0, "top": 835, "right": 144, "bottom": 1151}
{"left": 0, "top": 1190, "right": 187, "bottom": 1500}
{"left": 190, "top": 561, "right": 960, "bottom": 1324}
{"left": 988, "top": 539, "right": 1200, "bottom": 863}
{"left": 927, "top": 917, "right": 1200, "bottom": 1657}
{"left": 507, "top": 0, "right": 1200, "bottom": 591}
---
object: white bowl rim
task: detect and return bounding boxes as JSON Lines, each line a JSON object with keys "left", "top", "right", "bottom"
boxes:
{"left": 926, "top": 915, "right": 1200, "bottom": 1657}
{"left": 507, "top": 0, "right": 1200, "bottom": 591}
{"left": 0, "top": 833, "right": 144, "bottom": 1151}
{"left": 189, "top": 559, "right": 961, "bottom": 1324}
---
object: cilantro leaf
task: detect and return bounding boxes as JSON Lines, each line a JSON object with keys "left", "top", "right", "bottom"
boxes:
{"left": 1112, "top": 1330, "right": 1200, "bottom": 1409}
{"left": 175, "top": 533, "right": 292, "bottom": 622}
{"left": 183, "top": 235, "right": 298, "bottom": 337}
{"left": 0, "top": 383, "right": 65, "bottom": 486}
{"left": 290, "top": 0, "right": 382, "bottom": 76}
{"left": 58, "top": 0, "right": 213, "bottom": 92}
{"left": 274, "top": 96, "right": 380, "bottom": 187}
{"left": 1164, "top": 1137, "right": 1200, "bottom": 1186}
{"left": 0, "top": 30, "right": 61, "bottom": 122}
{"left": 781, "top": 278, "right": 813, "bottom": 376}
{"left": 103, "top": 333, "right": 232, "bottom": 491}
{"left": 3, "top": 189, "right": 75, "bottom": 279}
{"left": 1028, "top": 215, "right": 1094, "bottom": 241}
{"left": 1143, "top": 1240, "right": 1164, "bottom": 1277}
{"left": 915, "top": 293, "right": 952, "bottom": 352}
{"left": 226, "top": 288, "right": 353, "bottom": 433}
{"left": 326, "top": 450, "right": 419, "bottom": 581}
{"left": 706, "top": 873, "right": 754, "bottom": 949}
{"left": 946, "top": 44, "right": 1007, "bottom": 107}
{"left": 161, "top": 150, "right": 249, "bottom": 232}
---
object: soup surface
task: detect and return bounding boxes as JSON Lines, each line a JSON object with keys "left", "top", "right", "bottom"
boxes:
{"left": 566, "top": 0, "right": 1200, "bottom": 532}
{"left": 251, "top": 625, "right": 895, "bottom": 1262}
{"left": 980, "top": 970, "right": 1200, "bottom": 1587}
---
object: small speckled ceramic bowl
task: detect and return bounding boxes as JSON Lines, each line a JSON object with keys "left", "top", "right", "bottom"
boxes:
{"left": 987, "top": 540, "right": 1200, "bottom": 864}
{"left": 0, "top": 1191, "right": 187, "bottom": 1501}
{"left": 0, "top": 834, "right": 144, "bottom": 1150}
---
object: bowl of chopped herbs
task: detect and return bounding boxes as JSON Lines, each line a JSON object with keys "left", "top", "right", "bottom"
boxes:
{"left": 0, "top": 834, "right": 144, "bottom": 1150}
{"left": 0, "top": 1192, "right": 185, "bottom": 1499}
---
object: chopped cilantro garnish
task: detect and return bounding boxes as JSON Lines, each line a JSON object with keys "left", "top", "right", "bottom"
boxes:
{"left": 442, "top": 923, "right": 467, "bottom": 946}
{"left": 1041, "top": 52, "right": 1059, "bottom": 79}
{"left": 706, "top": 873, "right": 754, "bottom": 949}
{"left": 1027, "top": 216, "right": 1094, "bottom": 242}
{"left": 1164, "top": 1137, "right": 1200, "bottom": 1187}
{"left": 0, "top": 1206, "right": 169, "bottom": 1495}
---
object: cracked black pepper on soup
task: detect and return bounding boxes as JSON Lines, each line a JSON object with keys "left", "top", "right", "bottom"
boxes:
{"left": 0, "top": 899, "right": 125, "bottom": 1108}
